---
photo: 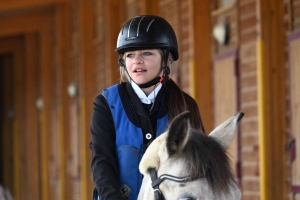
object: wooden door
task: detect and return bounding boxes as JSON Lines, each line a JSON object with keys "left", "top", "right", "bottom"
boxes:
{"left": 288, "top": 30, "right": 300, "bottom": 196}
{"left": 213, "top": 50, "right": 240, "bottom": 182}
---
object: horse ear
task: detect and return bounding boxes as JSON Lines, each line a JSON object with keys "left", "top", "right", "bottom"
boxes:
{"left": 208, "top": 112, "right": 244, "bottom": 148}
{"left": 166, "top": 111, "right": 190, "bottom": 157}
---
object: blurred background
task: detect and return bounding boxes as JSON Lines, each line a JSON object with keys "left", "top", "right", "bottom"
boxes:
{"left": 0, "top": 0, "right": 299, "bottom": 199}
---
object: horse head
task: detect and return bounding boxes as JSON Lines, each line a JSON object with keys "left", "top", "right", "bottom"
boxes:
{"left": 138, "top": 111, "right": 243, "bottom": 200}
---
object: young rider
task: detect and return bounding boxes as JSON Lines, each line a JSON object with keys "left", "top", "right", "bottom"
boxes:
{"left": 90, "top": 15, "right": 205, "bottom": 200}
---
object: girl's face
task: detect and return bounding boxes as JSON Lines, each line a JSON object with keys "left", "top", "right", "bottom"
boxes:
{"left": 124, "top": 49, "right": 163, "bottom": 85}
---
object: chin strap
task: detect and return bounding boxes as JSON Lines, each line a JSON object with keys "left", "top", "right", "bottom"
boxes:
{"left": 138, "top": 66, "right": 170, "bottom": 88}
{"left": 138, "top": 77, "right": 160, "bottom": 88}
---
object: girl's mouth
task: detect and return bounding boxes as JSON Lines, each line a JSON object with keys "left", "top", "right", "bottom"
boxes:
{"left": 134, "top": 69, "right": 147, "bottom": 73}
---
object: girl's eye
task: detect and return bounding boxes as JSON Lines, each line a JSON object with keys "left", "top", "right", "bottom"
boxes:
{"left": 143, "top": 52, "right": 151, "bottom": 56}
{"left": 126, "top": 54, "right": 133, "bottom": 58}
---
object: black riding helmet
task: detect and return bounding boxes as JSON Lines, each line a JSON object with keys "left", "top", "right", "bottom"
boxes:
{"left": 116, "top": 15, "right": 179, "bottom": 61}
{"left": 116, "top": 15, "right": 178, "bottom": 88}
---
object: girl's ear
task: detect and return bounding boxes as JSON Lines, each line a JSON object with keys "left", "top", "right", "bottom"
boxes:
{"left": 118, "top": 55, "right": 125, "bottom": 67}
{"left": 118, "top": 58, "right": 125, "bottom": 67}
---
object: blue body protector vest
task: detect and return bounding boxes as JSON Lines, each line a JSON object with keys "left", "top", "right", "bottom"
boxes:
{"left": 103, "top": 84, "right": 168, "bottom": 200}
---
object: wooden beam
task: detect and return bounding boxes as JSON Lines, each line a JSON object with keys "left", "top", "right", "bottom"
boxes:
{"left": 0, "top": 0, "right": 69, "bottom": 12}
{"left": 191, "top": 0, "right": 213, "bottom": 133}
{"left": 0, "top": 37, "right": 23, "bottom": 53}
{"left": 0, "top": 11, "right": 53, "bottom": 37}
{"left": 257, "top": 0, "right": 287, "bottom": 199}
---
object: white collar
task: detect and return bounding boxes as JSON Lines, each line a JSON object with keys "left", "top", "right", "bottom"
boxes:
{"left": 131, "top": 81, "right": 162, "bottom": 104}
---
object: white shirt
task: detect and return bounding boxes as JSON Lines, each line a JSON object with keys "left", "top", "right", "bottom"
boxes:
{"left": 131, "top": 81, "right": 162, "bottom": 104}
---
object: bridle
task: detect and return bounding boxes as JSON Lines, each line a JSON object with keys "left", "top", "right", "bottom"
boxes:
{"left": 148, "top": 168, "right": 192, "bottom": 200}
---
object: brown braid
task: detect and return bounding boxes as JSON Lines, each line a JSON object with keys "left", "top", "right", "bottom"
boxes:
{"left": 164, "top": 78, "right": 205, "bottom": 133}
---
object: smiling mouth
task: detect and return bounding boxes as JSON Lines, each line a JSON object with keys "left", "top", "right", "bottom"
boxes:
{"left": 134, "top": 69, "right": 147, "bottom": 72}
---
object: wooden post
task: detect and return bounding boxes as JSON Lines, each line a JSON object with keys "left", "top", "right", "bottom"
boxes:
{"left": 190, "top": 0, "right": 213, "bottom": 132}
{"left": 24, "top": 33, "right": 40, "bottom": 200}
{"left": 39, "top": 23, "right": 55, "bottom": 200}
{"left": 55, "top": 3, "right": 72, "bottom": 199}
{"left": 11, "top": 37, "right": 26, "bottom": 200}
{"left": 257, "top": 0, "right": 287, "bottom": 199}
{"left": 78, "top": 0, "right": 96, "bottom": 199}
{"left": 105, "top": 0, "right": 124, "bottom": 86}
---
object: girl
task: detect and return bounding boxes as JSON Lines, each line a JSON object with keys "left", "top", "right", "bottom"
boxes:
{"left": 90, "top": 15, "right": 205, "bottom": 200}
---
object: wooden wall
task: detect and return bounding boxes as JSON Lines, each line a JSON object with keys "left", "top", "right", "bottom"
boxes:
{"left": 0, "top": 1, "right": 212, "bottom": 200}
{"left": 1, "top": 0, "right": 300, "bottom": 200}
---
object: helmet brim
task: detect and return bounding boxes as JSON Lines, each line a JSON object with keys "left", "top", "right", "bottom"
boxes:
{"left": 116, "top": 43, "right": 179, "bottom": 61}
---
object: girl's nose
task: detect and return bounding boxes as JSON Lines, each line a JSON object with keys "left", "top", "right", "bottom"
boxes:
{"left": 134, "top": 60, "right": 144, "bottom": 64}
{"left": 133, "top": 56, "right": 144, "bottom": 64}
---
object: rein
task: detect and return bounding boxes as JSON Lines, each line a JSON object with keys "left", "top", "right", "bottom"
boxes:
{"left": 149, "top": 168, "right": 191, "bottom": 200}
